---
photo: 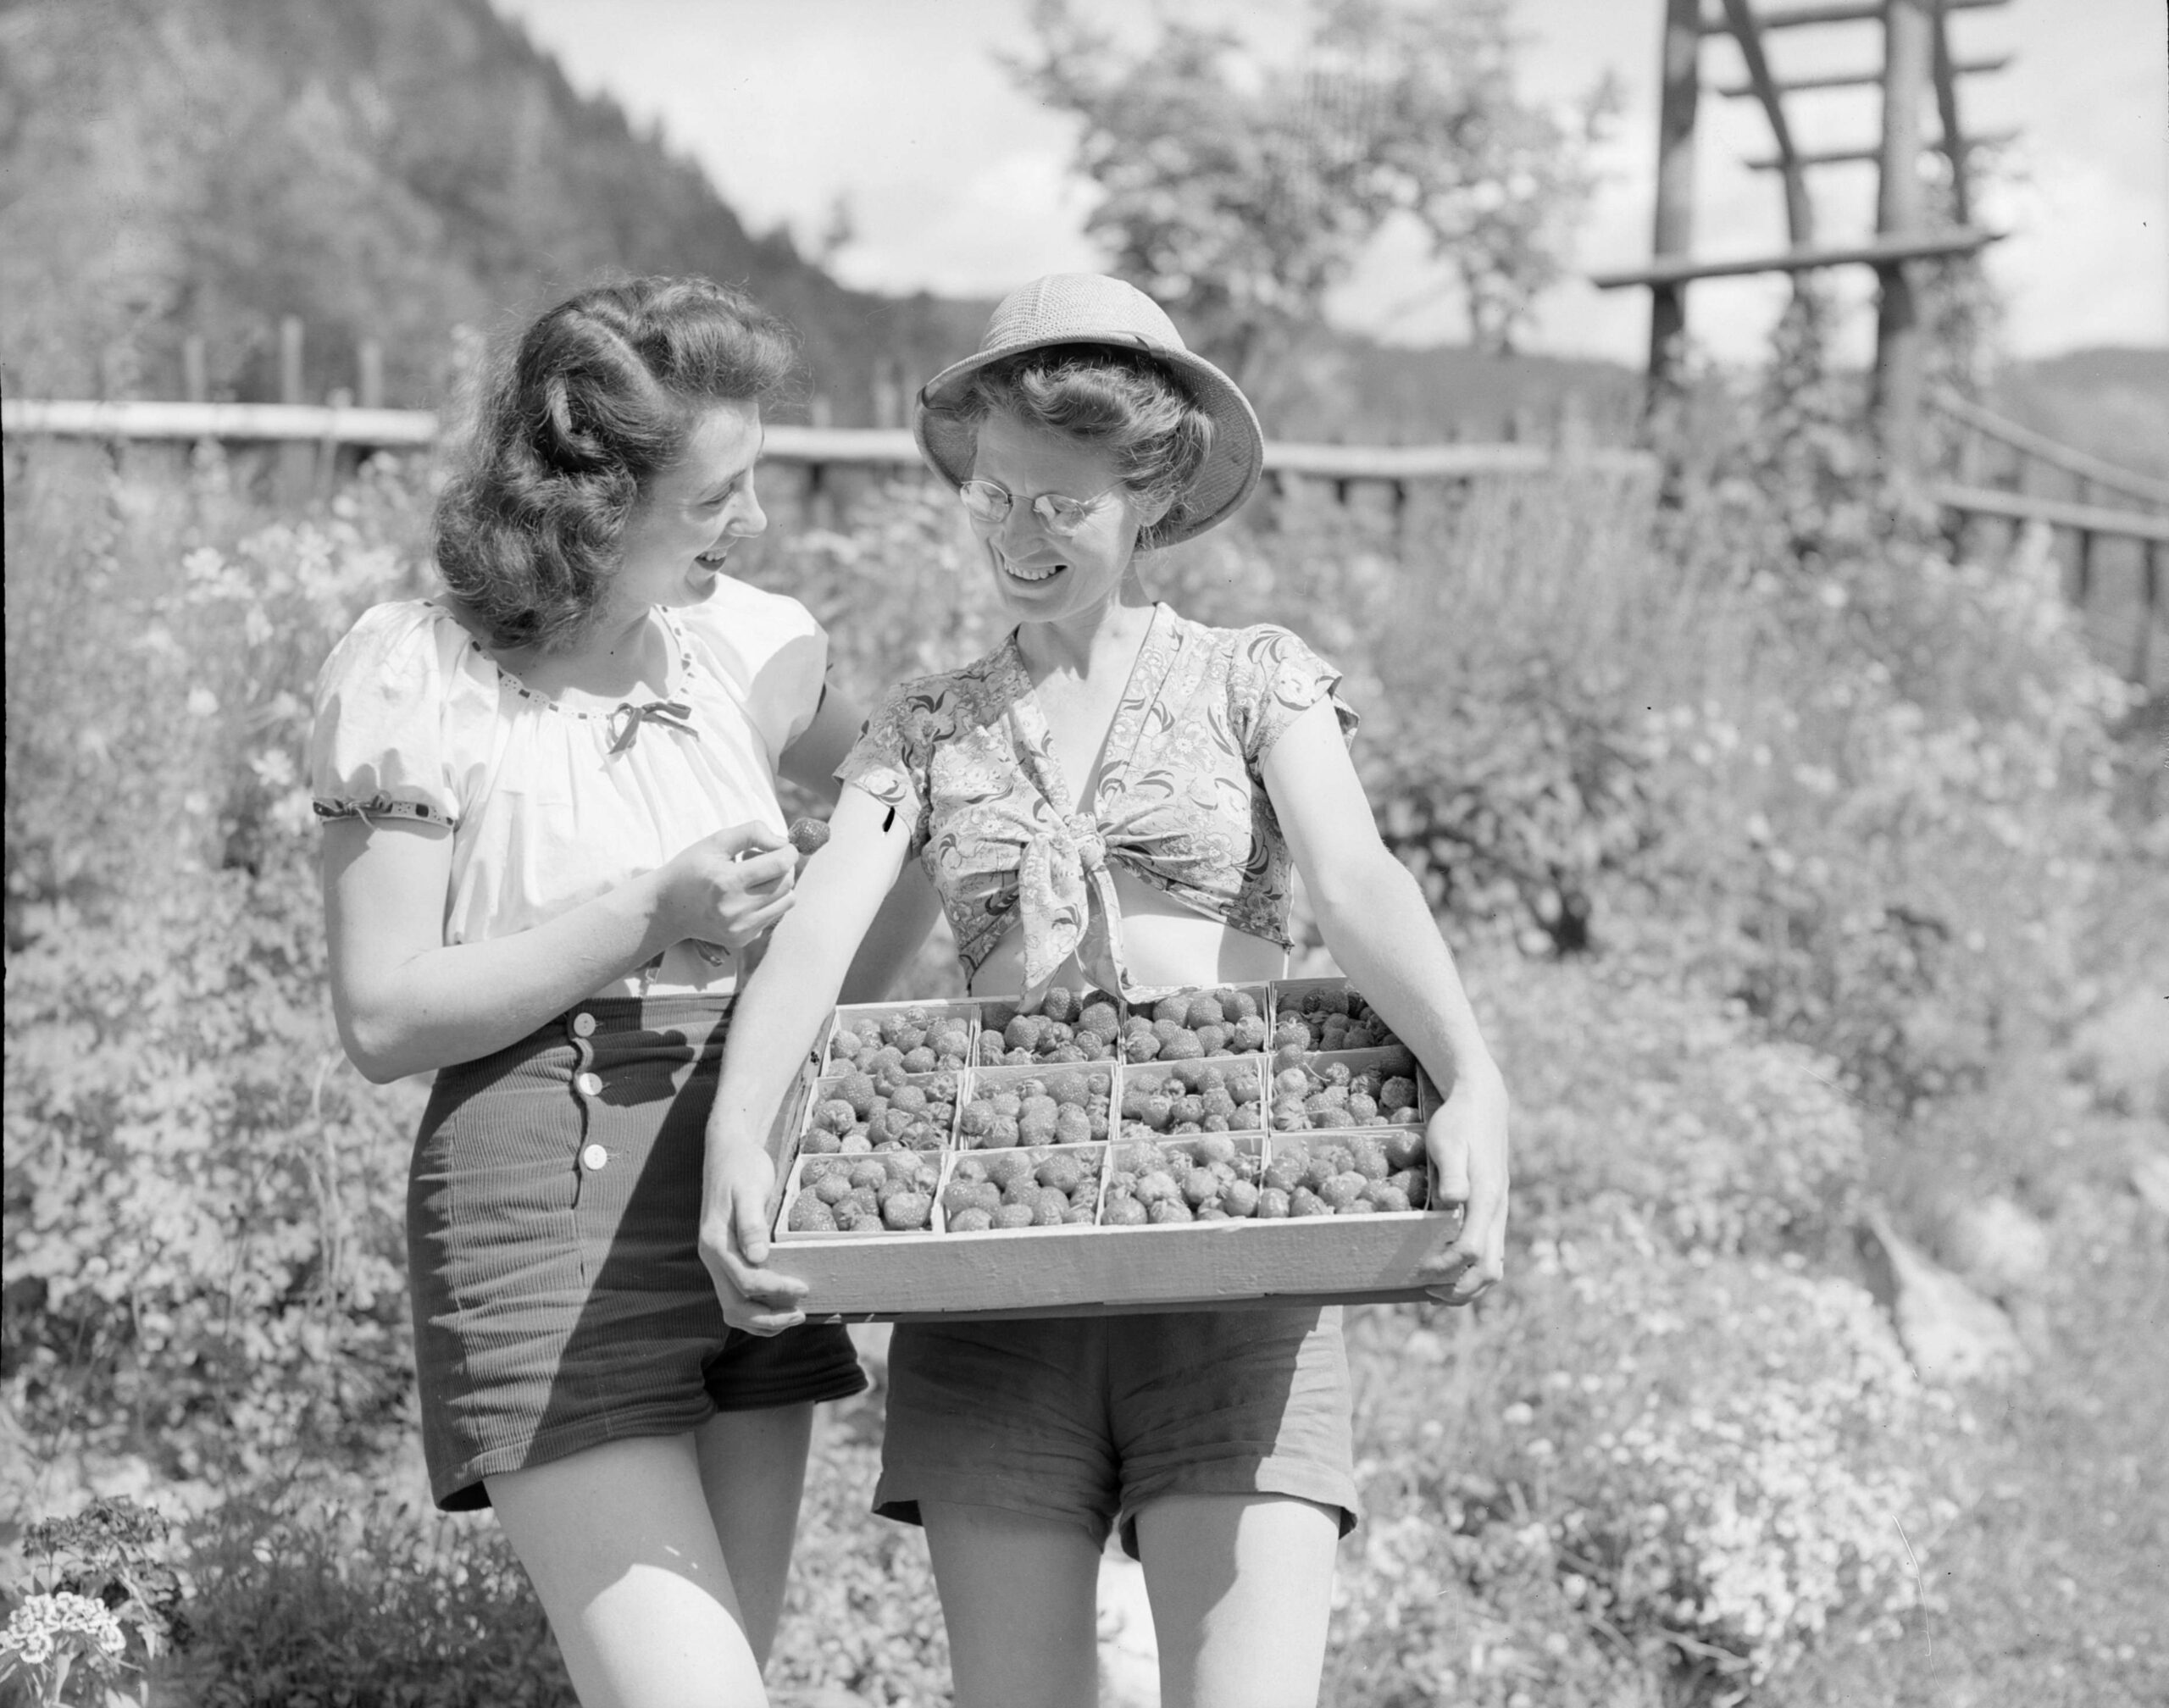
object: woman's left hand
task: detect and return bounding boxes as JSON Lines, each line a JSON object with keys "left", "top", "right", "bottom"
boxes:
{"left": 1422, "top": 1066, "right": 1510, "bottom": 1306}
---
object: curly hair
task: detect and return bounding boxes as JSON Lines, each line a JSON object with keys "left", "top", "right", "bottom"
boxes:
{"left": 433, "top": 276, "right": 797, "bottom": 653}
{"left": 942, "top": 345, "right": 1217, "bottom": 549}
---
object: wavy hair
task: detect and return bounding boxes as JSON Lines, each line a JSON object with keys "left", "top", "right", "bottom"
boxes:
{"left": 945, "top": 346, "right": 1217, "bottom": 549}
{"left": 433, "top": 276, "right": 797, "bottom": 653}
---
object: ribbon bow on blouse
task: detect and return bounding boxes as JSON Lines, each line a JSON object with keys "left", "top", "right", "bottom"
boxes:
{"left": 607, "top": 699, "right": 698, "bottom": 755}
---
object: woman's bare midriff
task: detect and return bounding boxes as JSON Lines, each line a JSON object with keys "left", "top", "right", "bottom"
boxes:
{"left": 968, "top": 865, "right": 1289, "bottom": 997}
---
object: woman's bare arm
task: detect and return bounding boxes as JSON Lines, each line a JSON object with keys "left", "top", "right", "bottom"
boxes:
{"left": 699, "top": 785, "right": 917, "bottom": 1329}
{"left": 839, "top": 858, "right": 945, "bottom": 1003}
{"left": 323, "top": 816, "right": 796, "bottom": 1083}
{"left": 1262, "top": 701, "right": 1510, "bottom": 1303}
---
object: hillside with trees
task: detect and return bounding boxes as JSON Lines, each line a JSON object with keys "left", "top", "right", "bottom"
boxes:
{"left": 0, "top": 0, "right": 987, "bottom": 420}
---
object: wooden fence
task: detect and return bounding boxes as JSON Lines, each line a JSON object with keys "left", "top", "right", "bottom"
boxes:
{"left": 1924, "top": 386, "right": 2167, "bottom": 681}
{"left": 0, "top": 396, "right": 1661, "bottom": 498}
{"left": 5, "top": 385, "right": 2158, "bottom": 680}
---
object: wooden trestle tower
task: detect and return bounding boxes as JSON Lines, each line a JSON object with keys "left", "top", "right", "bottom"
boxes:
{"left": 1594, "top": 0, "right": 2011, "bottom": 474}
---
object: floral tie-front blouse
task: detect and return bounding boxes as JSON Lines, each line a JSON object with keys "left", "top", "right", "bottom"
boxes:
{"left": 839, "top": 602, "right": 1356, "bottom": 1003}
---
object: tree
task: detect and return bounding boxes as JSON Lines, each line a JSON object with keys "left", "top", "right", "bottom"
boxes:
{"left": 1010, "top": 0, "right": 1615, "bottom": 382}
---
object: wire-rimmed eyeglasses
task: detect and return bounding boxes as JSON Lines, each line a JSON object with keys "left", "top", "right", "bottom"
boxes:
{"left": 956, "top": 478, "right": 1121, "bottom": 538}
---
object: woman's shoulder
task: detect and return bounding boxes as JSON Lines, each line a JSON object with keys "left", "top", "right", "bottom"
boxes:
{"left": 1164, "top": 609, "right": 1323, "bottom": 670}
{"left": 869, "top": 641, "right": 1013, "bottom": 718}
{"left": 675, "top": 574, "right": 821, "bottom": 659}
{"left": 319, "top": 599, "right": 485, "bottom": 692}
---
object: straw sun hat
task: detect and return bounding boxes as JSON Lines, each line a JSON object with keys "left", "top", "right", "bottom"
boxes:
{"left": 913, "top": 273, "right": 1266, "bottom": 545}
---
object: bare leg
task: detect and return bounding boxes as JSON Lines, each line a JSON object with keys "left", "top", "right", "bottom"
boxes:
{"left": 918, "top": 1500, "right": 1103, "bottom": 1708}
{"left": 1134, "top": 1494, "right": 1340, "bottom": 1708}
{"left": 694, "top": 1403, "right": 818, "bottom": 1666}
{"left": 490, "top": 1431, "right": 780, "bottom": 1708}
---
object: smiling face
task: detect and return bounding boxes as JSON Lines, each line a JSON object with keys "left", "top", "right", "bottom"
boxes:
{"left": 610, "top": 398, "right": 767, "bottom": 618}
{"left": 967, "top": 409, "right": 1169, "bottom": 626}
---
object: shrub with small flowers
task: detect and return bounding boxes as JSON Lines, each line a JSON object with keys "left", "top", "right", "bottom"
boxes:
{"left": 4, "top": 444, "right": 429, "bottom": 1494}
{"left": 0, "top": 1594, "right": 129, "bottom": 1702}
{"left": 1463, "top": 952, "right": 1865, "bottom": 1260}
{"left": 0, "top": 1497, "right": 181, "bottom": 1706}
{"left": 1334, "top": 1234, "right": 1960, "bottom": 1705}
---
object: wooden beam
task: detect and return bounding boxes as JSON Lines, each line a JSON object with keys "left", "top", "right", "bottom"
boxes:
{"left": 1701, "top": 0, "right": 2005, "bottom": 33}
{"left": 1932, "top": 6, "right": 1973, "bottom": 225}
{"left": 1744, "top": 126, "right": 2017, "bottom": 169}
{"left": 1589, "top": 225, "right": 2002, "bottom": 289}
{"left": 1930, "top": 483, "right": 2169, "bottom": 546}
{"left": 1874, "top": 0, "right": 1934, "bottom": 475}
{"left": 0, "top": 398, "right": 441, "bottom": 444}
{"left": 1715, "top": 53, "right": 2010, "bottom": 96}
{"left": 1927, "top": 388, "right": 2169, "bottom": 508}
{"left": 1263, "top": 442, "right": 1659, "bottom": 480}
{"left": 1722, "top": 0, "right": 1812, "bottom": 241}
{"left": 0, "top": 401, "right": 1660, "bottom": 483}
{"left": 1648, "top": 0, "right": 1706, "bottom": 391}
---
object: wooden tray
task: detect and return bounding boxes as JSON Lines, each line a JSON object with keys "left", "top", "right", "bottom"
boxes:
{"left": 759, "top": 978, "right": 1463, "bottom": 1322}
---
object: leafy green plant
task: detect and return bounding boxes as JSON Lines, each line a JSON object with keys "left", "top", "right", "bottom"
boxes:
{"left": 0, "top": 1497, "right": 182, "bottom": 1706}
{"left": 768, "top": 1398, "right": 951, "bottom": 1707}
{"left": 4, "top": 443, "right": 427, "bottom": 1500}
{"left": 172, "top": 1494, "right": 572, "bottom": 1707}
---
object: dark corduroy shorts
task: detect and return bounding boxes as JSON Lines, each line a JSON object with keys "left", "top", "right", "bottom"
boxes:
{"left": 407, "top": 995, "right": 867, "bottom": 1511}
{"left": 874, "top": 1307, "right": 1360, "bottom": 1558}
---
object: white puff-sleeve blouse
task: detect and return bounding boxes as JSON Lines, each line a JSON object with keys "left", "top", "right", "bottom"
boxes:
{"left": 309, "top": 576, "right": 827, "bottom": 997}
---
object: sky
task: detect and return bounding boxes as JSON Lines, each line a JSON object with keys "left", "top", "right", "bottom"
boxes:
{"left": 493, "top": 0, "right": 2168, "bottom": 368}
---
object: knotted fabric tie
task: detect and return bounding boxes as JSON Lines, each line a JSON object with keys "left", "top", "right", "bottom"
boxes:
{"left": 608, "top": 699, "right": 697, "bottom": 754}
{"left": 1017, "top": 816, "right": 1134, "bottom": 1004}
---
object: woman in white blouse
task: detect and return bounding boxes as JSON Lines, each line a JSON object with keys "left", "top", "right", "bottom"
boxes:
{"left": 313, "top": 276, "right": 925, "bottom": 1708}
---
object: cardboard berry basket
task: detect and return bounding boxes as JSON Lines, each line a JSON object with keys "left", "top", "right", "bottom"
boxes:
{"left": 1265, "top": 978, "right": 1410, "bottom": 1055}
{"left": 757, "top": 979, "right": 1462, "bottom": 1321}
{"left": 775, "top": 1149, "right": 946, "bottom": 1240}
{"left": 820, "top": 998, "right": 981, "bottom": 1079}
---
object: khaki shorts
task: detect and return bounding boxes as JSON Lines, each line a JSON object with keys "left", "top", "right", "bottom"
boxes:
{"left": 874, "top": 1307, "right": 1359, "bottom": 1558}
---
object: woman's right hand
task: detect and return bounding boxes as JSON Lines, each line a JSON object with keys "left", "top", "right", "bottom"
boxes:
{"left": 699, "top": 1140, "right": 810, "bottom": 1335}
{"left": 656, "top": 822, "right": 800, "bottom": 954}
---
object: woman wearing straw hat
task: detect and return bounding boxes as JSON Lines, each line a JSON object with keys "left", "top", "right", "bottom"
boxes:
{"left": 701, "top": 273, "right": 1509, "bottom": 1707}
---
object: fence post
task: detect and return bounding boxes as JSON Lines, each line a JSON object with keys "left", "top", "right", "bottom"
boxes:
{"left": 872, "top": 358, "right": 903, "bottom": 430}
{"left": 2138, "top": 541, "right": 2161, "bottom": 685}
{"left": 358, "top": 338, "right": 385, "bottom": 410}
{"left": 318, "top": 385, "right": 353, "bottom": 495}
{"left": 278, "top": 315, "right": 312, "bottom": 505}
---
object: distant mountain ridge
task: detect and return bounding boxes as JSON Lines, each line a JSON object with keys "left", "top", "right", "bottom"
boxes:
{"left": 1994, "top": 347, "right": 2169, "bottom": 484}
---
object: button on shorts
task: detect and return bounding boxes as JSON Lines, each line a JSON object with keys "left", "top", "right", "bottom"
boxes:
{"left": 407, "top": 995, "right": 867, "bottom": 1511}
{"left": 874, "top": 1308, "right": 1359, "bottom": 1557}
